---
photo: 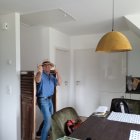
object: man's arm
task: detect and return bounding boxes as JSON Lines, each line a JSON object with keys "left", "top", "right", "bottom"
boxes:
{"left": 55, "top": 69, "right": 62, "bottom": 86}
{"left": 35, "top": 65, "right": 43, "bottom": 83}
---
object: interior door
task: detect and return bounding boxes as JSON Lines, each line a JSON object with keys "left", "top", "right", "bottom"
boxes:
{"left": 74, "top": 48, "right": 100, "bottom": 117}
{"left": 55, "top": 48, "right": 70, "bottom": 110}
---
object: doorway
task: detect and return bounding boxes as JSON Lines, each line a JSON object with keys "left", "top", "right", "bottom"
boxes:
{"left": 55, "top": 48, "right": 70, "bottom": 110}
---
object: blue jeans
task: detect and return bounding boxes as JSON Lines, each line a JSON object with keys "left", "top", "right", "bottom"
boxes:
{"left": 37, "top": 97, "right": 54, "bottom": 140}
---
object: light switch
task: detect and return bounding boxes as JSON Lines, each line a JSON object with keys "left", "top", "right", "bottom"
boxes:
{"left": 7, "top": 59, "right": 12, "bottom": 65}
{"left": 7, "top": 85, "right": 12, "bottom": 95}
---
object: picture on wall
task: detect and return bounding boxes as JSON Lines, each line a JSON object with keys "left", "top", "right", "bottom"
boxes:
{"left": 126, "top": 76, "right": 140, "bottom": 93}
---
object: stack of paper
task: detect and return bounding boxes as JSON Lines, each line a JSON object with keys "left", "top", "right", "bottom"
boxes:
{"left": 93, "top": 106, "right": 108, "bottom": 116}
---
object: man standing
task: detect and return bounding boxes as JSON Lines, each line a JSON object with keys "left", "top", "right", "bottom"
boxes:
{"left": 35, "top": 60, "right": 61, "bottom": 140}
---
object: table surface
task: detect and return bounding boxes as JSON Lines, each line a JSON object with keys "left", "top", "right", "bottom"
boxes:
{"left": 70, "top": 114, "right": 140, "bottom": 140}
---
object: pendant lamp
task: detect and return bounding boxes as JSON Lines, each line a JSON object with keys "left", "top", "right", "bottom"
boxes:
{"left": 95, "top": 0, "right": 132, "bottom": 52}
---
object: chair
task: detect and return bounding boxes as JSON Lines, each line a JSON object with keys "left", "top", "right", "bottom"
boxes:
{"left": 50, "top": 107, "right": 81, "bottom": 140}
{"left": 110, "top": 98, "right": 130, "bottom": 113}
{"left": 110, "top": 98, "right": 140, "bottom": 114}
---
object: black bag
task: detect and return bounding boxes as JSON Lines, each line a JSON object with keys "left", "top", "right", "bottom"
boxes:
{"left": 110, "top": 99, "right": 130, "bottom": 113}
{"left": 64, "top": 119, "right": 81, "bottom": 136}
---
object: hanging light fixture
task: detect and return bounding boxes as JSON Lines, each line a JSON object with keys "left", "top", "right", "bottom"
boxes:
{"left": 95, "top": 0, "right": 132, "bottom": 52}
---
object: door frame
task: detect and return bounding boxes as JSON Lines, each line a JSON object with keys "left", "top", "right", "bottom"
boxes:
{"left": 55, "top": 47, "right": 71, "bottom": 110}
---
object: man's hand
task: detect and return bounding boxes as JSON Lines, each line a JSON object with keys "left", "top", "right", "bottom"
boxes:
{"left": 54, "top": 69, "right": 58, "bottom": 74}
{"left": 37, "top": 65, "right": 43, "bottom": 73}
{"left": 35, "top": 65, "right": 43, "bottom": 83}
{"left": 54, "top": 69, "right": 62, "bottom": 85}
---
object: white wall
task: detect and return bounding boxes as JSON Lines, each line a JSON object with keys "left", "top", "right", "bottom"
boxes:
{"left": 20, "top": 26, "right": 71, "bottom": 70}
{"left": 127, "top": 31, "right": 140, "bottom": 76}
{"left": 49, "top": 27, "right": 71, "bottom": 63}
{"left": 0, "top": 13, "right": 20, "bottom": 140}
{"left": 98, "top": 52, "right": 127, "bottom": 107}
{"left": 20, "top": 25, "right": 50, "bottom": 71}
{"left": 125, "top": 31, "right": 140, "bottom": 100}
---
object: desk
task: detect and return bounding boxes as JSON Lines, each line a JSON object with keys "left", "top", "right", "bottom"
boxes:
{"left": 70, "top": 115, "right": 140, "bottom": 140}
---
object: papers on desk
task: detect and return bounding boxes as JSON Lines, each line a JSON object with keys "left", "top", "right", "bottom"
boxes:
{"left": 92, "top": 106, "right": 108, "bottom": 117}
{"left": 129, "top": 130, "right": 140, "bottom": 140}
{"left": 107, "top": 111, "right": 140, "bottom": 125}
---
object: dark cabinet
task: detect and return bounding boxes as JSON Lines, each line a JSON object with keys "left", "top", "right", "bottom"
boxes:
{"left": 21, "top": 71, "right": 56, "bottom": 140}
{"left": 21, "top": 71, "right": 36, "bottom": 140}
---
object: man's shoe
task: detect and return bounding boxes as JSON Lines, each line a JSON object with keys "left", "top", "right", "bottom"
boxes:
{"left": 36, "top": 131, "right": 41, "bottom": 138}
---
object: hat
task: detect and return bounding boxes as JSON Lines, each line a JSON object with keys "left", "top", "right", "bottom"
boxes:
{"left": 42, "top": 60, "right": 54, "bottom": 67}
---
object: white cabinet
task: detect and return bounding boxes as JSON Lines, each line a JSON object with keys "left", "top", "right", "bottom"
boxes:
{"left": 73, "top": 50, "right": 127, "bottom": 115}
{"left": 74, "top": 48, "right": 100, "bottom": 116}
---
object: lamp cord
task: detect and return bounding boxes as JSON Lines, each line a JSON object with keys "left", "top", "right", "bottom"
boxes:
{"left": 112, "top": 0, "right": 114, "bottom": 31}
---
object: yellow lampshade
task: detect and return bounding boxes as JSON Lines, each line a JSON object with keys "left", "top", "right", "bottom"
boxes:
{"left": 95, "top": 31, "right": 132, "bottom": 52}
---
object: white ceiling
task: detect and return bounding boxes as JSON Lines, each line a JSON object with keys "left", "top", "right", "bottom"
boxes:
{"left": 0, "top": 0, "right": 140, "bottom": 35}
